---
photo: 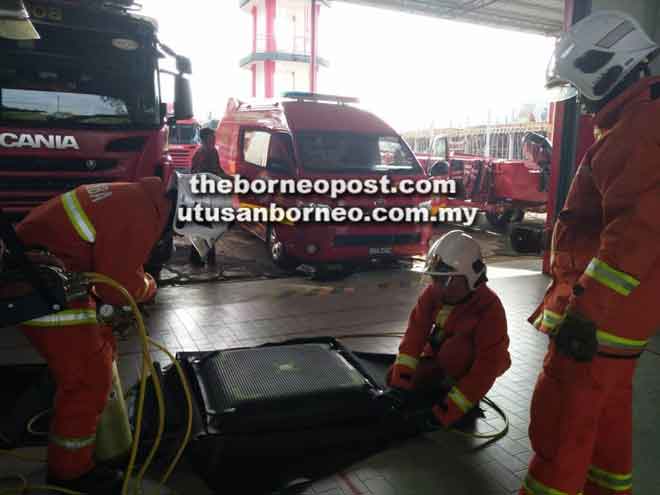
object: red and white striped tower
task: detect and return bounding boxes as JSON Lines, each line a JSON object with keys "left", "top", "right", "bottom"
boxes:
{"left": 240, "top": 0, "right": 329, "bottom": 98}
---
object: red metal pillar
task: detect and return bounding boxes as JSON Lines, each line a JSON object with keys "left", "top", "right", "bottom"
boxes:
{"left": 251, "top": 65, "right": 257, "bottom": 98}
{"left": 542, "top": 0, "right": 592, "bottom": 274}
{"left": 310, "top": 0, "right": 318, "bottom": 93}
{"left": 265, "top": 61, "right": 275, "bottom": 98}
{"left": 265, "top": 0, "right": 277, "bottom": 98}
{"left": 252, "top": 6, "right": 257, "bottom": 53}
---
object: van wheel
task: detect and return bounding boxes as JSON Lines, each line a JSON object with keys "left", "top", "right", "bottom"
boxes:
{"left": 267, "top": 224, "right": 295, "bottom": 269}
{"left": 486, "top": 209, "right": 524, "bottom": 229}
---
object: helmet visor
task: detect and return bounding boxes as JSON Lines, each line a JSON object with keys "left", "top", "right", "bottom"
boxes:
{"left": 545, "top": 42, "right": 579, "bottom": 102}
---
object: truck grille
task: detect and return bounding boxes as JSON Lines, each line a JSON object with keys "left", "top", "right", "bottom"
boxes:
{"left": 0, "top": 157, "right": 118, "bottom": 172}
{"left": 169, "top": 149, "right": 193, "bottom": 167}
{"left": 333, "top": 233, "right": 421, "bottom": 247}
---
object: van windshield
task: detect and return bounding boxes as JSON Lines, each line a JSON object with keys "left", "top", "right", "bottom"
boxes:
{"left": 296, "top": 131, "right": 422, "bottom": 174}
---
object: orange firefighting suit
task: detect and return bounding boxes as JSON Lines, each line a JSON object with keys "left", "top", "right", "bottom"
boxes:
{"left": 521, "top": 77, "right": 660, "bottom": 495}
{"left": 387, "top": 282, "right": 510, "bottom": 426}
{"left": 15, "top": 178, "right": 171, "bottom": 480}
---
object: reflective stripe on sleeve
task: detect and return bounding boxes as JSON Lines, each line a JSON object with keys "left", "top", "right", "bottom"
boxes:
{"left": 394, "top": 353, "right": 418, "bottom": 370}
{"left": 584, "top": 258, "right": 639, "bottom": 296}
{"left": 447, "top": 386, "right": 473, "bottom": 413}
{"left": 596, "top": 330, "right": 647, "bottom": 351}
{"left": 540, "top": 309, "right": 562, "bottom": 333}
{"left": 61, "top": 191, "right": 96, "bottom": 243}
{"left": 23, "top": 309, "right": 98, "bottom": 327}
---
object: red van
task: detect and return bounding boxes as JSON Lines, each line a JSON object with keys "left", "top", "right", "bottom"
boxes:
{"left": 216, "top": 92, "right": 431, "bottom": 270}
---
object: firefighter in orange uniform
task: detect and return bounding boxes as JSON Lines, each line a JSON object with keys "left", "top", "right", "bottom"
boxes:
{"left": 16, "top": 177, "right": 173, "bottom": 493}
{"left": 386, "top": 230, "right": 510, "bottom": 428}
{"left": 521, "top": 11, "right": 660, "bottom": 495}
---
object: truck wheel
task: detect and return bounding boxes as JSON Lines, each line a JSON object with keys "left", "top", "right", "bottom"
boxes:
{"left": 266, "top": 224, "right": 295, "bottom": 270}
{"left": 486, "top": 209, "right": 524, "bottom": 229}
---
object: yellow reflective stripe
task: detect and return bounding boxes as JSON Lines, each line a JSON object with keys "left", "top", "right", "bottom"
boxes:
{"left": 596, "top": 330, "right": 647, "bottom": 350}
{"left": 447, "top": 386, "right": 473, "bottom": 413}
{"left": 541, "top": 309, "right": 562, "bottom": 332}
{"left": 23, "top": 309, "right": 98, "bottom": 327}
{"left": 522, "top": 475, "right": 575, "bottom": 495}
{"left": 435, "top": 305, "right": 454, "bottom": 327}
{"left": 50, "top": 433, "right": 96, "bottom": 450}
{"left": 587, "top": 466, "right": 632, "bottom": 492}
{"left": 394, "top": 353, "right": 418, "bottom": 370}
{"left": 61, "top": 191, "right": 96, "bottom": 243}
{"left": 584, "top": 258, "right": 639, "bottom": 296}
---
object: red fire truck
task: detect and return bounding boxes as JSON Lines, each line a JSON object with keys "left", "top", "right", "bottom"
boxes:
{"left": 420, "top": 133, "right": 551, "bottom": 228}
{"left": 0, "top": 0, "right": 193, "bottom": 269}
{"left": 168, "top": 118, "right": 201, "bottom": 171}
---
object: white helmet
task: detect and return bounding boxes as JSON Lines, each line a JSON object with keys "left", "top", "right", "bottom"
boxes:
{"left": 167, "top": 171, "right": 235, "bottom": 258}
{"left": 0, "top": 0, "right": 40, "bottom": 40}
{"left": 416, "top": 230, "right": 485, "bottom": 291}
{"left": 546, "top": 10, "right": 658, "bottom": 102}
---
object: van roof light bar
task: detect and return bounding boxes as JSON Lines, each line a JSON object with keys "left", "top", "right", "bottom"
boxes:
{"left": 282, "top": 92, "right": 359, "bottom": 105}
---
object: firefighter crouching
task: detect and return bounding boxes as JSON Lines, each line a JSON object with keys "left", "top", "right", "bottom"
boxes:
{"left": 385, "top": 230, "right": 511, "bottom": 428}
{"left": 521, "top": 11, "right": 660, "bottom": 495}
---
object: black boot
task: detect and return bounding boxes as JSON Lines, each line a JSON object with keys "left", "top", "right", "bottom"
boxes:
{"left": 47, "top": 465, "right": 124, "bottom": 495}
{"left": 451, "top": 403, "right": 485, "bottom": 431}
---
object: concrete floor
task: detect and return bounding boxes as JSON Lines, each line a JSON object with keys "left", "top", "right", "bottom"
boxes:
{"left": 2, "top": 258, "right": 660, "bottom": 494}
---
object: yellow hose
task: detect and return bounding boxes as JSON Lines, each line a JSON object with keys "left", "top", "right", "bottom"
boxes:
{"left": 0, "top": 273, "right": 195, "bottom": 494}
{"left": 334, "top": 332, "right": 509, "bottom": 442}
{"left": 83, "top": 273, "right": 165, "bottom": 495}
{"left": 147, "top": 338, "right": 193, "bottom": 486}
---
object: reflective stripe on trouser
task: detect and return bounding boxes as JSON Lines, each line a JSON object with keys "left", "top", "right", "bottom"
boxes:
{"left": 61, "top": 190, "right": 96, "bottom": 243}
{"left": 50, "top": 433, "right": 96, "bottom": 450}
{"left": 532, "top": 309, "right": 647, "bottom": 356}
{"left": 522, "top": 474, "right": 582, "bottom": 495}
{"left": 521, "top": 343, "right": 635, "bottom": 495}
{"left": 586, "top": 466, "right": 632, "bottom": 493}
{"left": 584, "top": 258, "right": 639, "bottom": 297}
{"left": 19, "top": 318, "right": 114, "bottom": 479}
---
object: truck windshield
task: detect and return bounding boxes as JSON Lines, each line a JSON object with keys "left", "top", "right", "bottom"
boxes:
{"left": 296, "top": 132, "right": 422, "bottom": 174}
{"left": 169, "top": 123, "right": 200, "bottom": 144}
{"left": 1, "top": 88, "right": 132, "bottom": 126}
{"left": 0, "top": 22, "right": 160, "bottom": 128}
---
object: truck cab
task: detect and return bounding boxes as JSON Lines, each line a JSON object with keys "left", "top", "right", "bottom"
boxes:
{"left": 0, "top": 0, "right": 193, "bottom": 220}
{"left": 217, "top": 92, "right": 431, "bottom": 269}
{"left": 168, "top": 118, "right": 201, "bottom": 171}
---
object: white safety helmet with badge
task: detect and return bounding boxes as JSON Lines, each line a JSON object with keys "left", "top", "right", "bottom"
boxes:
{"left": 546, "top": 10, "right": 659, "bottom": 103}
{"left": 414, "top": 230, "right": 486, "bottom": 291}
{"left": 166, "top": 171, "right": 236, "bottom": 258}
{"left": 0, "top": 0, "right": 40, "bottom": 40}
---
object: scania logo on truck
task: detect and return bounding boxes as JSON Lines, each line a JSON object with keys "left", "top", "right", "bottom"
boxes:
{"left": 0, "top": 133, "right": 80, "bottom": 150}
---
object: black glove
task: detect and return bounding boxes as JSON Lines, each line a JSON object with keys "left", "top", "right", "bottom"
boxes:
{"left": 380, "top": 387, "right": 411, "bottom": 412}
{"left": 402, "top": 407, "right": 443, "bottom": 432}
{"left": 554, "top": 311, "right": 598, "bottom": 362}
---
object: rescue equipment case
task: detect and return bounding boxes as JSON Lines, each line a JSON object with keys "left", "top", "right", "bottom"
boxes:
{"left": 131, "top": 337, "right": 419, "bottom": 494}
